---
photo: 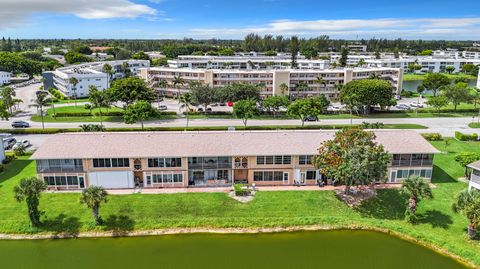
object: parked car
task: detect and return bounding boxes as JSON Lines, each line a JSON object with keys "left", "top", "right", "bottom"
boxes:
{"left": 158, "top": 105, "right": 168, "bottom": 111}
{"left": 219, "top": 103, "right": 226, "bottom": 106}
{"left": 410, "top": 103, "right": 424, "bottom": 108}
{"left": 12, "top": 140, "right": 30, "bottom": 150}
{"left": 304, "top": 115, "right": 318, "bottom": 122}
{"left": 11, "top": 121, "right": 30, "bottom": 128}
{"left": 395, "top": 104, "right": 410, "bottom": 110}
{"left": 197, "top": 106, "right": 204, "bottom": 112}
{"left": 206, "top": 107, "right": 213, "bottom": 112}
{"left": 210, "top": 103, "right": 218, "bottom": 107}
{"left": 3, "top": 137, "right": 16, "bottom": 150}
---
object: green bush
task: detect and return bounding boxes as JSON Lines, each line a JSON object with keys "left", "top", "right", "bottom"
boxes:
{"left": 421, "top": 133, "right": 443, "bottom": 141}
{"left": 13, "top": 146, "right": 26, "bottom": 157}
{"left": 233, "top": 183, "right": 250, "bottom": 196}
{"left": 94, "top": 111, "right": 124, "bottom": 117}
{"left": 455, "top": 131, "right": 478, "bottom": 141}
{"left": 53, "top": 112, "right": 93, "bottom": 117}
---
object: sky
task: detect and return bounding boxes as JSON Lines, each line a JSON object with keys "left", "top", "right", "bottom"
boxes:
{"left": 1, "top": 0, "right": 480, "bottom": 40}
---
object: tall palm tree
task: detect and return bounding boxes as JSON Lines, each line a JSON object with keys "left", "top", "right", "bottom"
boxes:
{"left": 172, "top": 75, "right": 185, "bottom": 100}
{"left": 453, "top": 189, "right": 480, "bottom": 239}
{"left": 102, "top": 63, "right": 114, "bottom": 88}
{"left": 401, "top": 175, "right": 433, "bottom": 223}
{"left": 88, "top": 86, "right": 110, "bottom": 127}
{"left": 315, "top": 76, "right": 327, "bottom": 97}
{"left": 68, "top": 77, "right": 79, "bottom": 107}
{"left": 179, "top": 92, "right": 194, "bottom": 131}
{"left": 80, "top": 186, "right": 108, "bottom": 225}
{"left": 1, "top": 86, "right": 22, "bottom": 115}
{"left": 29, "top": 91, "right": 52, "bottom": 129}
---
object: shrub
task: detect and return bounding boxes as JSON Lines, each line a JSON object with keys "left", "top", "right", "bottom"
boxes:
{"left": 53, "top": 112, "right": 93, "bottom": 117}
{"left": 2, "top": 155, "right": 16, "bottom": 164}
{"left": 361, "top": 122, "right": 384, "bottom": 129}
{"left": 422, "top": 133, "right": 443, "bottom": 141}
{"left": 94, "top": 111, "right": 124, "bottom": 117}
{"left": 13, "top": 146, "right": 26, "bottom": 157}
{"left": 455, "top": 131, "right": 478, "bottom": 141}
{"left": 233, "top": 183, "right": 250, "bottom": 196}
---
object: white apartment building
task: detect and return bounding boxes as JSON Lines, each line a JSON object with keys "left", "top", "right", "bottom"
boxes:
{"left": 141, "top": 67, "right": 402, "bottom": 100}
{"left": 366, "top": 57, "right": 480, "bottom": 74}
{"left": 43, "top": 60, "right": 150, "bottom": 97}
{"left": 0, "top": 71, "right": 12, "bottom": 86}
{"left": 167, "top": 55, "right": 330, "bottom": 70}
{"left": 433, "top": 49, "right": 480, "bottom": 59}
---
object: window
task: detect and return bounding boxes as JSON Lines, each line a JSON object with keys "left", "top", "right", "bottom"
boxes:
{"left": 151, "top": 172, "right": 183, "bottom": 183}
{"left": 257, "top": 156, "right": 293, "bottom": 165}
{"left": 93, "top": 158, "right": 129, "bottom": 168}
{"left": 253, "top": 171, "right": 285, "bottom": 181}
{"left": 299, "top": 155, "right": 313, "bottom": 165}
{"left": 306, "top": 171, "right": 316, "bottom": 180}
{"left": 148, "top": 158, "right": 182, "bottom": 168}
{"left": 44, "top": 175, "right": 80, "bottom": 187}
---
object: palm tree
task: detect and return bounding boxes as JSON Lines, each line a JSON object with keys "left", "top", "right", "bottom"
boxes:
{"left": 155, "top": 79, "right": 168, "bottom": 97}
{"left": 88, "top": 86, "right": 110, "bottom": 127}
{"left": 172, "top": 75, "right": 185, "bottom": 99}
{"left": 453, "top": 189, "right": 480, "bottom": 239}
{"left": 179, "top": 92, "right": 194, "bottom": 131}
{"left": 315, "top": 76, "right": 327, "bottom": 97}
{"left": 80, "top": 186, "right": 108, "bottom": 225}
{"left": 1, "top": 86, "right": 22, "bottom": 115}
{"left": 102, "top": 64, "right": 114, "bottom": 87}
{"left": 13, "top": 177, "right": 47, "bottom": 226}
{"left": 29, "top": 91, "right": 52, "bottom": 129}
{"left": 401, "top": 175, "right": 433, "bottom": 223}
{"left": 279, "top": 83, "right": 289, "bottom": 96}
{"left": 68, "top": 77, "right": 79, "bottom": 107}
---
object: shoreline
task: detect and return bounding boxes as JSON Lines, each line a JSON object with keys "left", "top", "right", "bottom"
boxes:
{"left": 0, "top": 225, "right": 476, "bottom": 268}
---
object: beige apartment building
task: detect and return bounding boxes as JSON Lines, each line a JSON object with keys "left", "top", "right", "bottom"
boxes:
{"left": 31, "top": 130, "right": 437, "bottom": 191}
{"left": 141, "top": 67, "right": 403, "bottom": 100}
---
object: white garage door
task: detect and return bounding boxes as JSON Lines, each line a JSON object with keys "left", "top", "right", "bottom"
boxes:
{"left": 88, "top": 171, "right": 134, "bottom": 189}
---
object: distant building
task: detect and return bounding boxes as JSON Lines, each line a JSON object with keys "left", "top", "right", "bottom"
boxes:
{"left": 342, "top": 44, "right": 368, "bottom": 52}
{"left": 0, "top": 71, "right": 12, "bottom": 86}
{"left": 42, "top": 60, "right": 150, "bottom": 97}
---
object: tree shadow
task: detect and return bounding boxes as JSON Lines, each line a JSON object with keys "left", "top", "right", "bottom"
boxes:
{"left": 103, "top": 214, "right": 135, "bottom": 237}
{"left": 355, "top": 189, "right": 408, "bottom": 220}
{"left": 418, "top": 210, "right": 453, "bottom": 229}
{"left": 431, "top": 164, "right": 456, "bottom": 183}
{"left": 0, "top": 159, "right": 32, "bottom": 184}
{"left": 41, "top": 213, "right": 81, "bottom": 237}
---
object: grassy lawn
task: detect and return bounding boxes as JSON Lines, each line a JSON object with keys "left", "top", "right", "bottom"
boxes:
{"left": 403, "top": 73, "right": 476, "bottom": 81}
{"left": 0, "top": 140, "right": 479, "bottom": 265}
{"left": 469, "top": 123, "right": 480, "bottom": 128}
{"left": 52, "top": 98, "right": 90, "bottom": 104}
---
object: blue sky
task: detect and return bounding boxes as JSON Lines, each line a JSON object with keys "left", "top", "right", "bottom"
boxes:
{"left": 1, "top": 0, "right": 480, "bottom": 39}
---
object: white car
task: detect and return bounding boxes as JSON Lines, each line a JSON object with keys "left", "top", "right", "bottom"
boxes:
{"left": 158, "top": 105, "right": 168, "bottom": 111}
{"left": 395, "top": 104, "right": 410, "bottom": 110}
{"left": 12, "top": 140, "right": 30, "bottom": 150}
{"left": 410, "top": 103, "right": 424, "bottom": 108}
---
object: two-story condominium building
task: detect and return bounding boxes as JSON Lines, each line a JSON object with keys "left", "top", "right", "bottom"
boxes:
{"left": 31, "top": 130, "right": 438, "bottom": 191}
{"left": 142, "top": 67, "right": 403, "bottom": 100}
{"left": 42, "top": 60, "right": 150, "bottom": 97}
{"left": 366, "top": 57, "right": 480, "bottom": 74}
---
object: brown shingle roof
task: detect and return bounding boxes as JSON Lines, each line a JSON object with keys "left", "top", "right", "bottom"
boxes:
{"left": 31, "top": 130, "right": 440, "bottom": 160}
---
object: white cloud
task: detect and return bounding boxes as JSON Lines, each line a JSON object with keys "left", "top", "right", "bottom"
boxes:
{"left": 187, "top": 17, "right": 480, "bottom": 39}
{"left": 0, "top": 0, "right": 157, "bottom": 29}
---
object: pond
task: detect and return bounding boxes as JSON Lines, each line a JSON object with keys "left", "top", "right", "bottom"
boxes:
{"left": 0, "top": 230, "right": 470, "bottom": 269}
{"left": 403, "top": 79, "right": 477, "bottom": 93}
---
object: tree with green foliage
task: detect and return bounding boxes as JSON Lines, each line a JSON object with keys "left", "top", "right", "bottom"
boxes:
{"left": 340, "top": 79, "right": 396, "bottom": 114}
{"left": 80, "top": 186, "right": 108, "bottom": 225}
{"left": 442, "top": 83, "right": 472, "bottom": 111}
{"left": 279, "top": 83, "right": 289, "bottom": 96}
{"left": 102, "top": 63, "right": 114, "bottom": 86}
{"left": 262, "top": 95, "right": 290, "bottom": 118}
{"left": 407, "top": 63, "right": 422, "bottom": 73}
{"left": 445, "top": 66, "right": 456, "bottom": 74}
{"left": 172, "top": 75, "right": 185, "bottom": 98}
{"left": 455, "top": 152, "right": 480, "bottom": 178}
{"left": 179, "top": 92, "right": 194, "bottom": 130}
{"left": 233, "top": 98, "right": 258, "bottom": 127}
{"left": 401, "top": 175, "right": 433, "bottom": 223}
{"left": 13, "top": 177, "right": 47, "bottom": 227}
{"left": 289, "top": 36, "right": 300, "bottom": 68}
{"left": 219, "top": 83, "right": 260, "bottom": 102}
{"left": 313, "top": 128, "right": 391, "bottom": 194}
{"left": 418, "top": 73, "right": 451, "bottom": 97}
{"left": 68, "top": 77, "right": 79, "bottom": 107}
{"left": 426, "top": 95, "right": 449, "bottom": 113}
{"left": 124, "top": 100, "right": 156, "bottom": 129}
{"left": 461, "top": 64, "right": 479, "bottom": 76}
{"left": 64, "top": 52, "right": 92, "bottom": 64}
{"left": 0, "top": 99, "right": 11, "bottom": 120}
{"left": 287, "top": 96, "right": 330, "bottom": 126}
{"left": 29, "top": 91, "right": 52, "bottom": 129}
{"left": 339, "top": 47, "right": 349, "bottom": 67}
{"left": 88, "top": 86, "right": 110, "bottom": 127}
{"left": 470, "top": 88, "right": 480, "bottom": 108}
{"left": 1, "top": 86, "right": 22, "bottom": 115}
{"left": 131, "top": 51, "right": 150, "bottom": 60}
{"left": 109, "top": 77, "right": 156, "bottom": 109}
{"left": 419, "top": 49, "right": 433, "bottom": 56}
{"left": 452, "top": 189, "right": 480, "bottom": 239}
{"left": 189, "top": 84, "right": 217, "bottom": 113}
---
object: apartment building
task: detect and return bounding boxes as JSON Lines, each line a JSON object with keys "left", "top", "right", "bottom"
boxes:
{"left": 42, "top": 60, "right": 150, "bottom": 97}
{"left": 366, "top": 57, "right": 480, "bottom": 73}
{"left": 468, "top": 161, "right": 480, "bottom": 191}
{"left": 0, "top": 71, "right": 11, "bottom": 86}
{"left": 142, "top": 67, "right": 402, "bottom": 99}
{"left": 31, "top": 130, "right": 438, "bottom": 191}
{"left": 167, "top": 55, "right": 329, "bottom": 70}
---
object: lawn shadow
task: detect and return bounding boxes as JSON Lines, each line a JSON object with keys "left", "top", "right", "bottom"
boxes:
{"left": 103, "top": 214, "right": 135, "bottom": 236}
{"left": 355, "top": 189, "right": 408, "bottom": 220}
{"left": 418, "top": 209, "right": 453, "bottom": 229}
{"left": 41, "top": 213, "right": 81, "bottom": 237}
{"left": 0, "top": 159, "right": 32, "bottom": 184}
{"left": 432, "top": 164, "right": 457, "bottom": 183}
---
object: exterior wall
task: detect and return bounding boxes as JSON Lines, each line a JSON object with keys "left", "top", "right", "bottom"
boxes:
{"left": 0, "top": 72, "right": 11, "bottom": 86}
{"left": 469, "top": 170, "right": 480, "bottom": 191}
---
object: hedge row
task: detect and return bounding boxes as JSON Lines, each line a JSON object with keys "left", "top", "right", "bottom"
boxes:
{"left": 52, "top": 111, "right": 177, "bottom": 118}
{"left": 421, "top": 133, "right": 443, "bottom": 141}
{"left": 455, "top": 131, "right": 479, "bottom": 141}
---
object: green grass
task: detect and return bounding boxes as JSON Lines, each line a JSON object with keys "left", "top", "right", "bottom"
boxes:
{"left": 0, "top": 140, "right": 479, "bottom": 266}
{"left": 52, "top": 98, "right": 90, "bottom": 104}
{"left": 469, "top": 123, "right": 480, "bottom": 128}
{"left": 403, "top": 73, "right": 476, "bottom": 81}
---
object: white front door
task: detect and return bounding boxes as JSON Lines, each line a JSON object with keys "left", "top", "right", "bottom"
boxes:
{"left": 283, "top": 172, "right": 289, "bottom": 185}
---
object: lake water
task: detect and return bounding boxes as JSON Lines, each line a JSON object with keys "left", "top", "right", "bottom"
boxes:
{"left": 403, "top": 79, "right": 477, "bottom": 93}
{"left": 0, "top": 230, "right": 470, "bottom": 269}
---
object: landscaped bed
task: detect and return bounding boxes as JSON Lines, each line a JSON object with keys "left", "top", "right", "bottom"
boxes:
{"left": 0, "top": 140, "right": 479, "bottom": 266}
